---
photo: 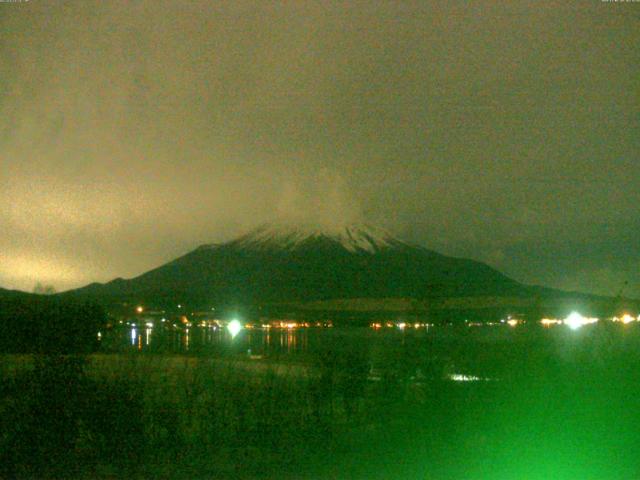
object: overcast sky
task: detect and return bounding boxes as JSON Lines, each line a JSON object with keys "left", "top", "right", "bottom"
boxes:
{"left": 1, "top": 0, "right": 638, "bottom": 297}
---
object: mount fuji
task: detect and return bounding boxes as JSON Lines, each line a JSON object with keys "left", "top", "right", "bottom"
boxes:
{"left": 63, "top": 223, "right": 625, "bottom": 319}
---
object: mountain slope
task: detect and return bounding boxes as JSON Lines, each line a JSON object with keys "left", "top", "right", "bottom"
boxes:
{"left": 64, "top": 223, "right": 533, "bottom": 307}
{"left": 0, "top": 287, "right": 33, "bottom": 299}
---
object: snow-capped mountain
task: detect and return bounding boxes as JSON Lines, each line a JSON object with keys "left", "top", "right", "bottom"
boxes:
{"left": 65, "top": 222, "right": 540, "bottom": 314}
{"left": 203, "top": 223, "right": 406, "bottom": 254}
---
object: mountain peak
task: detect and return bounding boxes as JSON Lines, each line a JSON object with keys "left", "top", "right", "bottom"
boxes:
{"left": 221, "top": 222, "right": 405, "bottom": 254}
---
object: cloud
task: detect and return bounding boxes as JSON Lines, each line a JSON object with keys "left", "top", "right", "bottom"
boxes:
{"left": 0, "top": 0, "right": 638, "bottom": 297}
{"left": 275, "top": 169, "right": 361, "bottom": 231}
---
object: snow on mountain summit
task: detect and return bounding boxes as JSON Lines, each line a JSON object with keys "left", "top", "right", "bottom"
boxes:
{"left": 224, "top": 223, "right": 406, "bottom": 253}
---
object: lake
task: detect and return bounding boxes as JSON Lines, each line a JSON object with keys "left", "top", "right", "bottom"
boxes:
{"left": 99, "top": 321, "right": 640, "bottom": 384}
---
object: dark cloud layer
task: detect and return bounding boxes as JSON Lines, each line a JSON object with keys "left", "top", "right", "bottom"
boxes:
{"left": 1, "top": 1, "right": 638, "bottom": 297}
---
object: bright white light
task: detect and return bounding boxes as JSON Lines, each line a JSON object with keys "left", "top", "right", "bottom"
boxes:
{"left": 145, "top": 322, "right": 154, "bottom": 328}
{"left": 564, "top": 312, "right": 583, "bottom": 330}
{"left": 227, "top": 319, "right": 242, "bottom": 338}
{"left": 136, "top": 306, "right": 143, "bottom": 313}
{"left": 131, "top": 328, "right": 137, "bottom": 344}
{"left": 564, "top": 312, "right": 598, "bottom": 330}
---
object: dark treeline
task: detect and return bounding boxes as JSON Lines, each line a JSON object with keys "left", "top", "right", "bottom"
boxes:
{"left": 0, "top": 295, "right": 105, "bottom": 354}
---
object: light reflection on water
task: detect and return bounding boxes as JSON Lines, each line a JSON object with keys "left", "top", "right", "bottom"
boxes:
{"left": 104, "top": 324, "right": 455, "bottom": 376}
{"left": 107, "top": 325, "right": 319, "bottom": 356}
{"left": 99, "top": 322, "right": 637, "bottom": 385}
{"left": 103, "top": 325, "right": 508, "bottom": 383}
{"left": 104, "top": 323, "right": 530, "bottom": 357}
{"left": 108, "top": 324, "right": 431, "bottom": 365}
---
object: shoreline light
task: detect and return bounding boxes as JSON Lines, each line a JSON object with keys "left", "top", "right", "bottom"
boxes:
{"left": 448, "top": 373, "right": 487, "bottom": 382}
{"left": 541, "top": 318, "right": 562, "bottom": 327}
{"left": 564, "top": 312, "right": 598, "bottom": 330}
{"left": 620, "top": 314, "right": 635, "bottom": 324}
{"left": 227, "top": 319, "right": 242, "bottom": 338}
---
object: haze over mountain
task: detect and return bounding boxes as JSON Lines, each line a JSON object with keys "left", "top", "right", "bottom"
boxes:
{"left": 63, "top": 223, "right": 634, "bottom": 320}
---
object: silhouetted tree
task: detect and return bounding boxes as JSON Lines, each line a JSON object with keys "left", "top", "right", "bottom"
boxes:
{"left": 33, "top": 282, "right": 57, "bottom": 295}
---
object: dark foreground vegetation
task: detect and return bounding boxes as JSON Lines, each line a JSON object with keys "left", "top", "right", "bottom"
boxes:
{"left": 1, "top": 321, "right": 640, "bottom": 479}
{"left": 0, "top": 295, "right": 105, "bottom": 354}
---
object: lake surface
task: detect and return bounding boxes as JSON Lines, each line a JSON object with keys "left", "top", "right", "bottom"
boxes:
{"left": 99, "top": 321, "right": 640, "bottom": 383}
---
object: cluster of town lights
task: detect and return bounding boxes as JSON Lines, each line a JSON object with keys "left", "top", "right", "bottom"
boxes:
{"left": 368, "top": 313, "right": 639, "bottom": 330}
{"left": 226, "top": 319, "right": 337, "bottom": 338}
{"left": 370, "top": 322, "right": 433, "bottom": 329}
{"left": 546, "top": 312, "right": 639, "bottom": 330}
{"left": 612, "top": 313, "right": 639, "bottom": 325}
{"left": 131, "top": 305, "right": 638, "bottom": 333}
